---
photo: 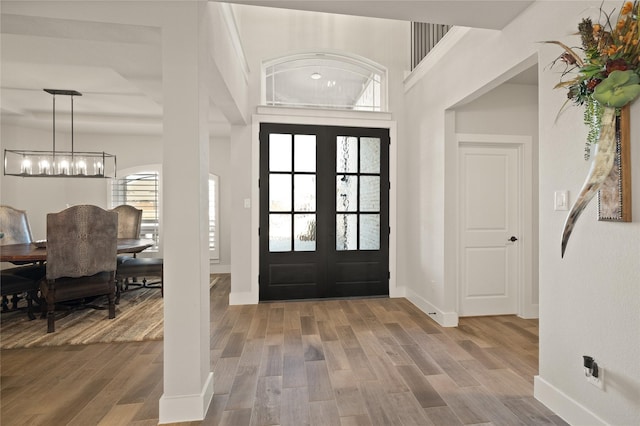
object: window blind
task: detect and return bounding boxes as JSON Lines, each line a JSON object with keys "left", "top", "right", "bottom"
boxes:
{"left": 209, "top": 175, "right": 219, "bottom": 260}
{"left": 111, "top": 172, "right": 160, "bottom": 250}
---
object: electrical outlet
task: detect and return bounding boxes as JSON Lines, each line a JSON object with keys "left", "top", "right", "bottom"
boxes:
{"left": 587, "top": 366, "right": 604, "bottom": 390}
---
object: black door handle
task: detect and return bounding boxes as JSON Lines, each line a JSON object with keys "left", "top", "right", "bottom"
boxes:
{"left": 508, "top": 236, "right": 518, "bottom": 242}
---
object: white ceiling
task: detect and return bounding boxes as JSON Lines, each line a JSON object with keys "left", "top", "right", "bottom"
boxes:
{"left": 217, "top": 0, "right": 534, "bottom": 29}
{"left": 1, "top": 12, "right": 165, "bottom": 135}
{"left": 0, "top": 1, "right": 535, "bottom": 137}
{"left": 1, "top": 10, "right": 228, "bottom": 137}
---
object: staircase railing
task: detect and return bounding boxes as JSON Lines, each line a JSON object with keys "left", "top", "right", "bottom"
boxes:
{"left": 411, "top": 22, "right": 452, "bottom": 70}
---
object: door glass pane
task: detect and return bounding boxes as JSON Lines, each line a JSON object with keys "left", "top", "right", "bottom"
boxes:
{"left": 360, "top": 214, "right": 380, "bottom": 250}
{"left": 269, "top": 214, "right": 291, "bottom": 252}
{"left": 336, "top": 214, "right": 357, "bottom": 251}
{"left": 294, "top": 214, "right": 316, "bottom": 251}
{"left": 294, "top": 175, "right": 316, "bottom": 212}
{"left": 336, "top": 175, "right": 358, "bottom": 212}
{"left": 336, "top": 136, "right": 358, "bottom": 173}
{"left": 360, "top": 176, "right": 380, "bottom": 212}
{"left": 270, "top": 134, "right": 292, "bottom": 172}
{"left": 360, "top": 138, "right": 380, "bottom": 173}
{"left": 294, "top": 135, "right": 316, "bottom": 172}
{"left": 270, "top": 174, "right": 292, "bottom": 211}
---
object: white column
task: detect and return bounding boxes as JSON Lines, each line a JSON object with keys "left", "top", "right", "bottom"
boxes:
{"left": 159, "top": 1, "right": 213, "bottom": 423}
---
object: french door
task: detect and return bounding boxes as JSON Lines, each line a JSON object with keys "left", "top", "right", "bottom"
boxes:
{"left": 259, "top": 123, "right": 389, "bottom": 301}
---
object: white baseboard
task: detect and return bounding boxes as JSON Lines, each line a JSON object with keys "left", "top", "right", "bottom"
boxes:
{"left": 405, "top": 287, "right": 458, "bottom": 327}
{"left": 520, "top": 303, "right": 539, "bottom": 319}
{"left": 534, "top": 376, "right": 606, "bottom": 426}
{"left": 210, "top": 264, "right": 231, "bottom": 274}
{"left": 229, "top": 290, "right": 258, "bottom": 305}
{"left": 389, "top": 282, "right": 405, "bottom": 298}
{"left": 159, "top": 372, "right": 214, "bottom": 424}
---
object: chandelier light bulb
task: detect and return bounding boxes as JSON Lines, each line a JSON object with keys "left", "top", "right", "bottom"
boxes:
{"left": 74, "top": 158, "right": 87, "bottom": 175}
{"left": 38, "top": 157, "right": 51, "bottom": 175}
{"left": 57, "top": 158, "right": 70, "bottom": 175}
{"left": 20, "top": 158, "right": 32, "bottom": 175}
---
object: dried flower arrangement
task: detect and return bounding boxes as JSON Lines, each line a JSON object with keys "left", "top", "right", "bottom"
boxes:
{"left": 547, "top": 1, "right": 640, "bottom": 257}
{"left": 549, "top": 0, "right": 640, "bottom": 158}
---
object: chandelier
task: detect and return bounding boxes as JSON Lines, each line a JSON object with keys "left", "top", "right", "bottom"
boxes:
{"left": 3, "top": 89, "right": 116, "bottom": 178}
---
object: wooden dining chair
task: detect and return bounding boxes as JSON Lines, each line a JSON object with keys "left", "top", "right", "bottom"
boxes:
{"left": 40, "top": 205, "right": 118, "bottom": 333}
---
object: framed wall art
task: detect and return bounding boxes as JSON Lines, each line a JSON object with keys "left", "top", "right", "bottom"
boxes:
{"left": 598, "top": 105, "right": 632, "bottom": 222}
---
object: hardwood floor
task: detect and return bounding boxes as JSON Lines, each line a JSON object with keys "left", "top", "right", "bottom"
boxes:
{"left": 0, "top": 274, "right": 565, "bottom": 425}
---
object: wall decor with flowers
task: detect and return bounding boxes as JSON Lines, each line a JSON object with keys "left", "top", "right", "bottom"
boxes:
{"left": 597, "top": 104, "right": 631, "bottom": 222}
{"left": 547, "top": 0, "right": 639, "bottom": 257}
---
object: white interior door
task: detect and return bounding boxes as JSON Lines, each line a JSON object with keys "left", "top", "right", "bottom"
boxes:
{"left": 458, "top": 143, "right": 520, "bottom": 316}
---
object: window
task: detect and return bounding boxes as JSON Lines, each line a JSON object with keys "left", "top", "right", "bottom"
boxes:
{"left": 209, "top": 174, "right": 219, "bottom": 261}
{"left": 263, "top": 52, "right": 387, "bottom": 111}
{"left": 111, "top": 171, "right": 160, "bottom": 251}
{"left": 112, "top": 167, "right": 219, "bottom": 260}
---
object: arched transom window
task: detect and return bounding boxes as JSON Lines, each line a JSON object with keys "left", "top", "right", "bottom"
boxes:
{"left": 263, "top": 52, "right": 387, "bottom": 112}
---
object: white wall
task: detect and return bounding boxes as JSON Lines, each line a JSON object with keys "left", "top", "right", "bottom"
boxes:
{"left": 0, "top": 124, "right": 233, "bottom": 271}
{"left": 537, "top": 23, "right": 640, "bottom": 426}
{"left": 228, "top": 5, "right": 408, "bottom": 300}
{"left": 210, "top": 136, "right": 232, "bottom": 271}
{"left": 208, "top": 3, "right": 250, "bottom": 125}
{"left": 455, "top": 82, "right": 540, "bottom": 307}
{"left": 229, "top": 123, "right": 253, "bottom": 296}
{"left": 403, "top": 1, "right": 639, "bottom": 424}
{"left": 455, "top": 82, "right": 538, "bottom": 136}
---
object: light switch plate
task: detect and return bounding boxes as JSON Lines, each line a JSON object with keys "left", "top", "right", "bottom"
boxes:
{"left": 554, "top": 190, "right": 569, "bottom": 211}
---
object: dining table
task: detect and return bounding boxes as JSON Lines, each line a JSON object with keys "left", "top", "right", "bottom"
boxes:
{"left": 0, "top": 238, "right": 155, "bottom": 263}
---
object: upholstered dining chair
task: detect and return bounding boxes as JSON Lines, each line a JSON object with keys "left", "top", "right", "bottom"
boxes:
{"left": 1, "top": 266, "right": 43, "bottom": 319}
{"left": 40, "top": 205, "right": 118, "bottom": 333}
{"left": 0, "top": 205, "right": 44, "bottom": 315}
{"left": 110, "top": 204, "right": 143, "bottom": 292}
{"left": 111, "top": 204, "right": 142, "bottom": 240}
{"left": 0, "top": 205, "right": 35, "bottom": 246}
{"left": 115, "top": 257, "right": 163, "bottom": 303}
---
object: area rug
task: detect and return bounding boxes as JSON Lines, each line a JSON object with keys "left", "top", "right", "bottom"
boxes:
{"left": 0, "top": 276, "right": 219, "bottom": 349}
